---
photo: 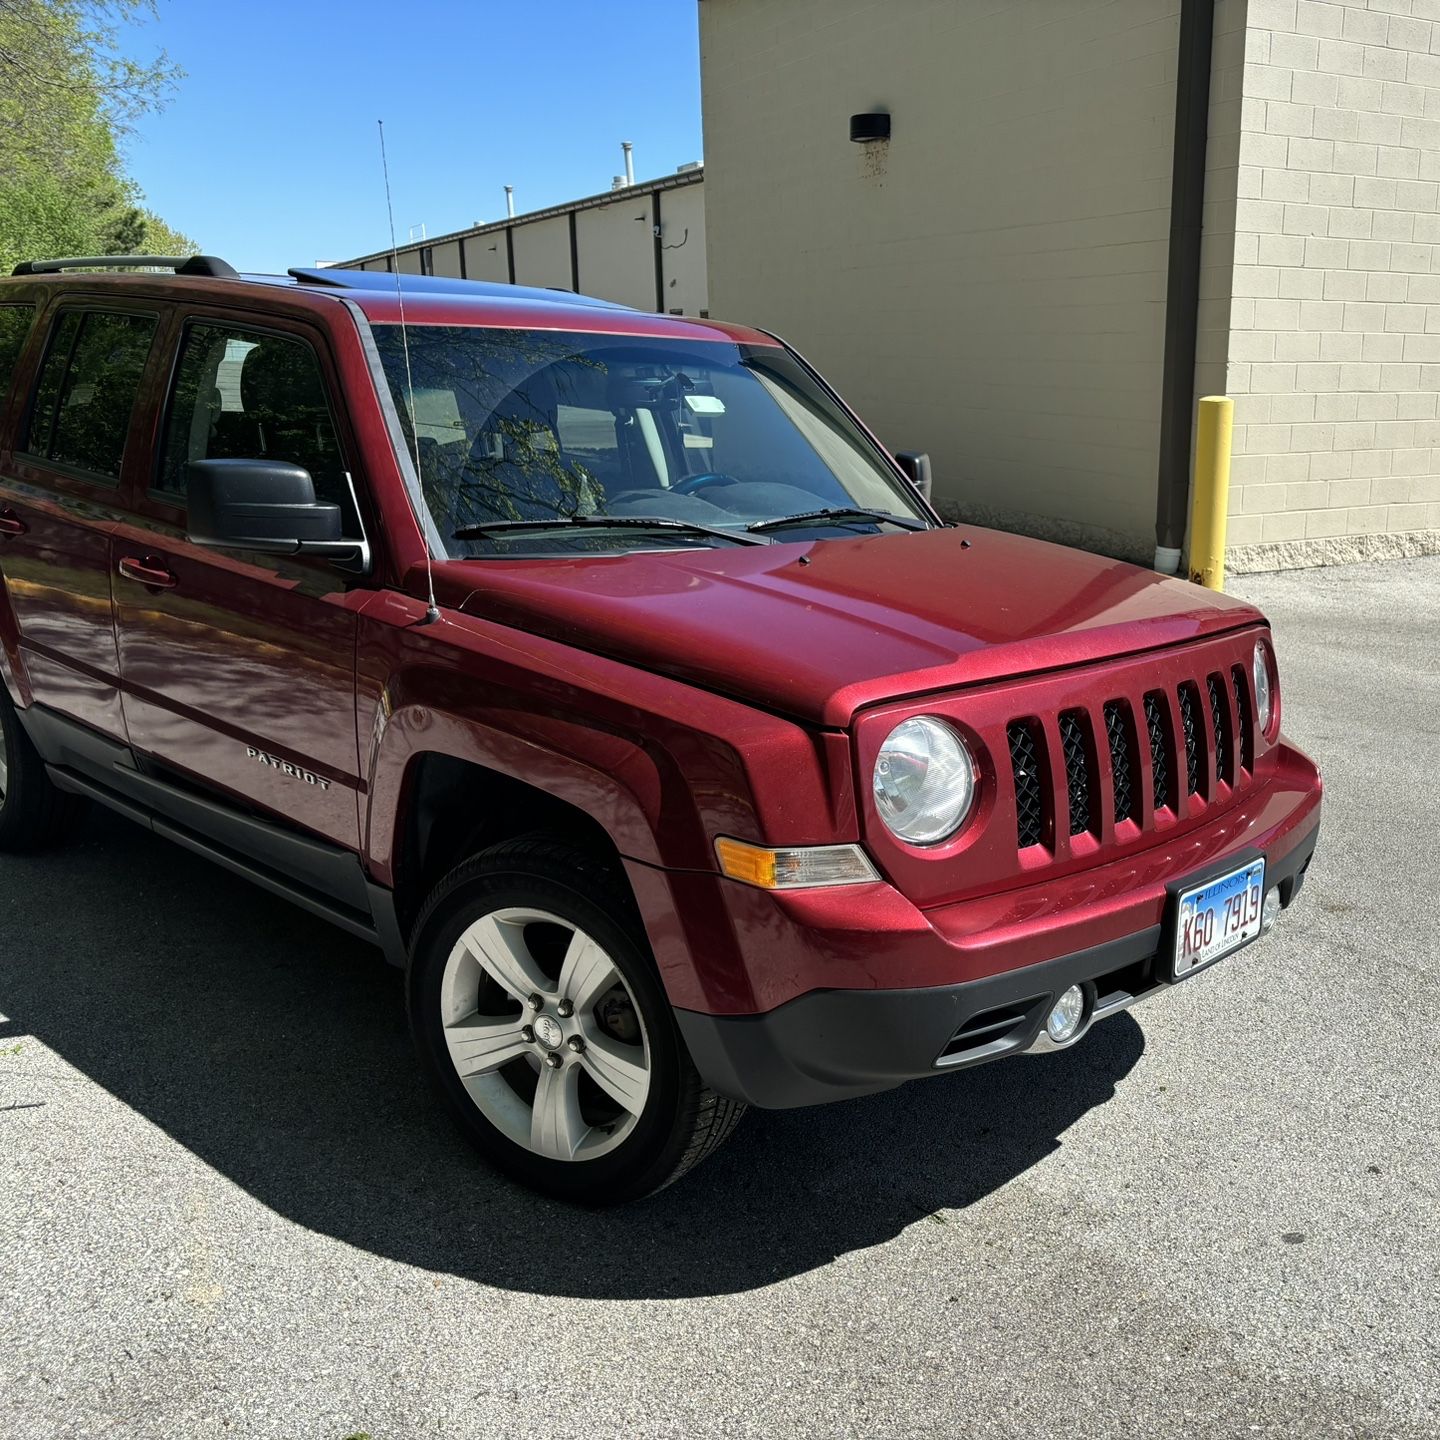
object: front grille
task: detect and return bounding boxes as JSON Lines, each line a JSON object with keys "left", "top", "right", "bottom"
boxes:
{"left": 1007, "top": 720, "right": 1045, "bottom": 848}
{"left": 1058, "top": 709, "right": 1095, "bottom": 835}
{"left": 1000, "top": 648, "right": 1257, "bottom": 856}
{"left": 1144, "top": 691, "right": 1171, "bottom": 813}
{"left": 1207, "top": 674, "right": 1231, "bottom": 786}
{"left": 1178, "top": 683, "right": 1201, "bottom": 795}
{"left": 1104, "top": 701, "right": 1135, "bottom": 824}
{"left": 1232, "top": 665, "right": 1253, "bottom": 772}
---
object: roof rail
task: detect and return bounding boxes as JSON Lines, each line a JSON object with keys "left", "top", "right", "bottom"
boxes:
{"left": 10, "top": 255, "right": 239, "bottom": 279}
{"left": 286, "top": 267, "right": 632, "bottom": 310}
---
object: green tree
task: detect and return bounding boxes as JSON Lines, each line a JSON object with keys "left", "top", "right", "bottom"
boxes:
{"left": 0, "top": 0, "right": 194, "bottom": 271}
{"left": 134, "top": 205, "right": 193, "bottom": 253}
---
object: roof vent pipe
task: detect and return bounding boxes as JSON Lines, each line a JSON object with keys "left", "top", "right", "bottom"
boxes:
{"left": 504, "top": 185, "right": 515, "bottom": 218}
{"left": 622, "top": 141, "right": 635, "bottom": 187}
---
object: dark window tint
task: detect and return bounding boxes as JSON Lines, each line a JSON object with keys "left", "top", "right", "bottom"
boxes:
{"left": 158, "top": 322, "right": 355, "bottom": 528}
{"left": 27, "top": 310, "right": 157, "bottom": 480}
{"left": 0, "top": 305, "right": 35, "bottom": 403}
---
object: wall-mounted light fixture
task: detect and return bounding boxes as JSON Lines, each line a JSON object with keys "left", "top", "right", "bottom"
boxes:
{"left": 850, "top": 111, "right": 891, "bottom": 143}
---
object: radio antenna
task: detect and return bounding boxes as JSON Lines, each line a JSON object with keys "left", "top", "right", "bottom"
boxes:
{"left": 379, "top": 118, "right": 439, "bottom": 625}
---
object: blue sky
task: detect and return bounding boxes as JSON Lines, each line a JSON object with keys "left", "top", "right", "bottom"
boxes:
{"left": 117, "top": 1, "right": 704, "bottom": 273}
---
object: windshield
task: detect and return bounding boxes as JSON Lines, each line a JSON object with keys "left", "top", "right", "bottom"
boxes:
{"left": 371, "top": 326, "right": 929, "bottom": 556}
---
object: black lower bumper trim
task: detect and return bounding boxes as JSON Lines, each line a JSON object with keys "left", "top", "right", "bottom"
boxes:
{"left": 676, "top": 822, "right": 1319, "bottom": 1109}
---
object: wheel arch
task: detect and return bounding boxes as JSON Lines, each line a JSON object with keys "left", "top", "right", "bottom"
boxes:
{"left": 363, "top": 694, "right": 685, "bottom": 950}
{"left": 391, "top": 751, "right": 639, "bottom": 939}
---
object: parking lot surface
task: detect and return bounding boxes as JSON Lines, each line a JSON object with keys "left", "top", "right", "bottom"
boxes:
{"left": 2, "top": 556, "right": 1437, "bottom": 1439}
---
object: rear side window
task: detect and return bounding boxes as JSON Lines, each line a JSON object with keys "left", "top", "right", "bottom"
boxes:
{"left": 27, "top": 310, "right": 157, "bottom": 480}
{"left": 157, "top": 321, "right": 357, "bottom": 530}
{"left": 0, "top": 305, "right": 35, "bottom": 405}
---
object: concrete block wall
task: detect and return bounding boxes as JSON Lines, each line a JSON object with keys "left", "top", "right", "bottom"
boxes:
{"left": 1219, "top": 0, "right": 1440, "bottom": 567}
{"left": 1195, "top": 2, "right": 1250, "bottom": 420}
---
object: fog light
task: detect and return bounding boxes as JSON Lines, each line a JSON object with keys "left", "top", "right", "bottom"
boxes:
{"left": 1045, "top": 986, "right": 1086, "bottom": 1044}
{"left": 1261, "top": 887, "right": 1282, "bottom": 934}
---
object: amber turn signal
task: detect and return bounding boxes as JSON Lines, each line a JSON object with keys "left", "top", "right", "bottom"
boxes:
{"left": 714, "top": 837, "right": 879, "bottom": 890}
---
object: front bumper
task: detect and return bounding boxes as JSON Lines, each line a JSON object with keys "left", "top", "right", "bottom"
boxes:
{"left": 674, "top": 814, "right": 1319, "bottom": 1110}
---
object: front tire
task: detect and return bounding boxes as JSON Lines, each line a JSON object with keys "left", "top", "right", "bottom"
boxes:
{"left": 408, "top": 839, "right": 745, "bottom": 1204}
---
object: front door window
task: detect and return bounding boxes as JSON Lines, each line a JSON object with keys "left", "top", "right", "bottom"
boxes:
{"left": 156, "top": 321, "right": 360, "bottom": 535}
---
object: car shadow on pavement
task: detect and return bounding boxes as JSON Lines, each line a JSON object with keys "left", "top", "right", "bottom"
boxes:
{"left": 1, "top": 810, "right": 1146, "bottom": 1300}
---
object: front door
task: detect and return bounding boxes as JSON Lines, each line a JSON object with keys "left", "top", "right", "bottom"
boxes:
{"left": 111, "top": 315, "right": 374, "bottom": 851}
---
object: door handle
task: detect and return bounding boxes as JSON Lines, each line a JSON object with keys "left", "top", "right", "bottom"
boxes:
{"left": 117, "top": 555, "right": 178, "bottom": 590}
{"left": 0, "top": 509, "right": 25, "bottom": 537}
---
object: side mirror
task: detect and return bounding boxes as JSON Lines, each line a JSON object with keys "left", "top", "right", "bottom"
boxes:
{"left": 894, "top": 451, "right": 933, "bottom": 504}
{"left": 185, "top": 458, "right": 356, "bottom": 558}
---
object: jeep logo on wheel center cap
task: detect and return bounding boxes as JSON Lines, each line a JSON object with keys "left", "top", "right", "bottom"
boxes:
{"left": 533, "top": 1015, "right": 564, "bottom": 1050}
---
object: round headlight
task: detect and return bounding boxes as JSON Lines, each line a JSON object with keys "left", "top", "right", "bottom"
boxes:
{"left": 872, "top": 717, "right": 976, "bottom": 845}
{"left": 1253, "top": 639, "right": 1275, "bottom": 736}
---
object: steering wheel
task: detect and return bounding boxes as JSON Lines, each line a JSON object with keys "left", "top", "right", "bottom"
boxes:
{"left": 669, "top": 471, "right": 739, "bottom": 496}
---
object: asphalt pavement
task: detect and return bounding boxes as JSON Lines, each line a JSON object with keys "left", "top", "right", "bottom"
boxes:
{"left": 1, "top": 556, "right": 1436, "bottom": 1439}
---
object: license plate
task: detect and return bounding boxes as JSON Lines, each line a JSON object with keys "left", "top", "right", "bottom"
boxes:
{"left": 1172, "top": 858, "right": 1266, "bottom": 979}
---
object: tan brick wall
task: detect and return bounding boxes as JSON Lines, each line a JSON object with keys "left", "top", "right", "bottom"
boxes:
{"left": 701, "top": 0, "right": 1184, "bottom": 560}
{"left": 1220, "top": 0, "right": 1440, "bottom": 558}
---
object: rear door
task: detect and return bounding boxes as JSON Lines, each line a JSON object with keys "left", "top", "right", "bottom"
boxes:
{"left": 0, "top": 298, "right": 160, "bottom": 739}
{"left": 111, "top": 310, "right": 376, "bottom": 851}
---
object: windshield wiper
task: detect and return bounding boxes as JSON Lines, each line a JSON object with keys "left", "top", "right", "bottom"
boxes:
{"left": 452, "top": 515, "right": 770, "bottom": 546}
{"left": 746, "top": 507, "right": 927, "bottom": 535}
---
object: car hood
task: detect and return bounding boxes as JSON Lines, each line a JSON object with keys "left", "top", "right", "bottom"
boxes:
{"left": 450, "top": 526, "right": 1265, "bottom": 727}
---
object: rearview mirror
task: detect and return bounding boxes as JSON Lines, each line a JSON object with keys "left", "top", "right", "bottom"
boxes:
{"left": 894, "top": 451, "right": 933, "bottom": 504}
{"left": 185, "top": 459, "right": 358, "bottom": 559}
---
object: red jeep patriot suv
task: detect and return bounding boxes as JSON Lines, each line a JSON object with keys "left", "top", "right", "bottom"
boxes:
{"left": 0, "top": 257, "right": 1322, "bottom": 1203}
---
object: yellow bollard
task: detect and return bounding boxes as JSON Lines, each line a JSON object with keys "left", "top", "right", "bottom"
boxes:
{"left": 1188, "top": 395, "right": 1234, "bottom": 591}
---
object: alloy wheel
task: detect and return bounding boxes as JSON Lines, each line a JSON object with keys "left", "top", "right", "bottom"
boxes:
{"left": 438, "top": 906, "right": 652, "bottom": 1162}
{"left": 0, "top": 714, "right": 8, "bottom": 809}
